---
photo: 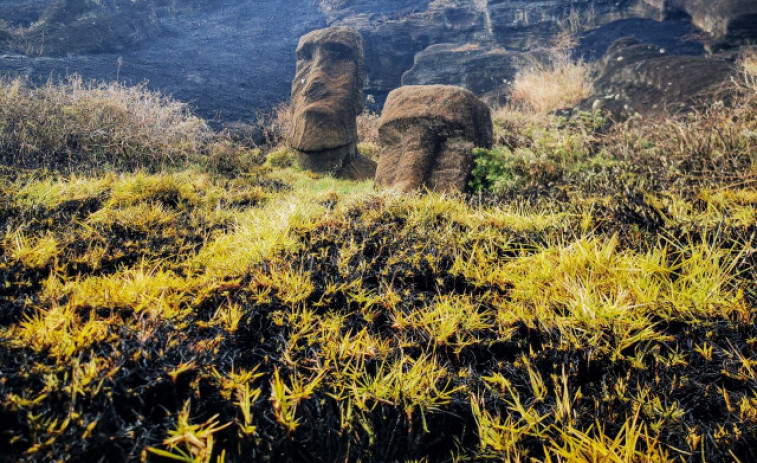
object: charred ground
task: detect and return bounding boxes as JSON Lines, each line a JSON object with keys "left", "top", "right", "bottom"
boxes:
{"left": 1, "top": 62, "right": 757, "bottom": 463}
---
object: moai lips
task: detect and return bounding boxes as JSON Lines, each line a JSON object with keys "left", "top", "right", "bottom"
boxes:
{"left": 375, "top": 85, "right": 493, "bottom": 193}
{"left": 290, "top": 26, "right": 376, "bottom": 180}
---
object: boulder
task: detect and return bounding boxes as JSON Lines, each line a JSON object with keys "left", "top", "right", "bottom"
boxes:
{"left": 375, "top": 85, "right": 492, "bottom": 193}
{"left": 401, "top": 43, "right": 534, "bottom": 106}
{"left": 585, "top": 38, "right": 734, "bottom": 118}
{"left": 290, "top": 26, "right": 377, "bottom": 179}
{"left": 670, "top": 0, "right": 757, "bottom": 47}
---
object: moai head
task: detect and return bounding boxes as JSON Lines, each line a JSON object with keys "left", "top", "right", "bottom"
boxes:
{"left": 290, "top": 27, "right": 366, "bottom": 174}
{"left": 375, "top": 85, "right": 493, "bottom": 193}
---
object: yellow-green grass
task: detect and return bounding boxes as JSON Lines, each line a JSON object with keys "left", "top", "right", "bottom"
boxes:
{"left": 1, "top": 158, "right": 755, "bottom": 462}
{"left": 0, "top": 66, "right": 756, "bottom": 462}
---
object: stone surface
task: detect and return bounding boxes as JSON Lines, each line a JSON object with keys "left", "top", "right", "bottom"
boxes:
{"left": 401, "top": 43, "right": 533, "bottom": 106}
{"left": 671, "top": 0, "right": 757, "bottom": 47}
{"left": 584, "top": 38, "right": 734, "bottom": 118}
{"left": 290, "top": 26, "right": 376, "bottom": 179}
{"left": 375, "top": 85, "right": 493, "bottom": 193}
{"left": 0, "top": 0, "right": 751, "bottom": 122}
{"left": 29, "top": 0, "right": 160, "bottom": 55}
{"left": 577, "top": 16, "right": 704, "bottom": 61}
{"left": 0, "top": 0, "right": 327, "bottom": 123}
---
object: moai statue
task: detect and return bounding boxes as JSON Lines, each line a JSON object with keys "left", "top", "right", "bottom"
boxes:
{"left": 290, "top": 27, "right": 376, "bottom": 180}
{"left": 375, "top": 85, "right": 493, "bottom": 193}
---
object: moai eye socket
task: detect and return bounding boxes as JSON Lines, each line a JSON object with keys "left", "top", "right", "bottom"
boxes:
{"left": 297, "top": 43, "right": 315, "bottom": 61}
{"left": 324, "top": 42, "right": 355, "bottom": 61}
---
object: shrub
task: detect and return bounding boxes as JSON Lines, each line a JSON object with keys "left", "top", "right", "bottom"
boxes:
{"left": 265, "top": 147, "right": 296, "bottom": 169}
{"left": 254, "top": 101, "right": 293, "bottom": 149}
{"left": 357, "top": 142, "right": 380, "bottom": 160}
{"left": 472, "top": 109, "right": 611, "bottom": 194}
{"left": 205, "top": 140, "right": 263, "bottom": 176}
{"left": 610, "top": 62, "right": 757, "bottom": 183}
{"left": 469, "top": 146, "right": 518, "bottom": 192}
{"left": 476, "top": 63, "right": 757, "bottom": 196}
{"left": 509, "top": 48, "right": 592, "bottom": 113}
{"left": 469, "top": 145, "right": 569, "bottom": 194}
{"left": 740, "top": 46, "right": 757, "bottom": 84}
{"left": 0, "top": 76, "right": 211, "bottom": 172}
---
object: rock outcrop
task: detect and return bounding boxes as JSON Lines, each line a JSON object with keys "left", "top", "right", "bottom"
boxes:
{"left": 670, "top": 0, "right": 757, "bottom": 47}
{"left": 401, "top": 43, "right": 533, "bottom": 106}
{"left": 0, "top": 0, "right": 753, "bottom": 122}
{"left": 27, "top": 0, "right": 160, "bottom": 55}
{"left": 375, "top": 85, "right": 492, "bottom": 193}
{"left": 330, "top": 0, "right": 676, "bottom": 101}
{"left": 585, "top": 38, "right": 734, "bottom": 118}
{"left": 290, "top": 27, "right": 377, "bottom": 180}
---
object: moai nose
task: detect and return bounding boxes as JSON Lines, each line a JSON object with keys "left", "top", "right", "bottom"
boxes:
{"left": 312, "top": 48, "right": 328, "bottom": 68}
{"left": 303, "top": 78, "right": 329, "bottom": 100}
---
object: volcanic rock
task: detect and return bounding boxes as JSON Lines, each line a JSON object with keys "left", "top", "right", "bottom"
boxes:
{"left": 671, "top": 0, "right": 757, "bottom": 47}
{"left": 0, "top": 0, "right": 751, "bottom": 122}
{"left": 375, "top": 85, "right": 493, "bottom": 193}
{"left": 401, "top": 43, "right": 534, "bottom": 106}
{"left": 34, "top": 0, "right": 161, "bottom": 55}
{"left": 332, "top": 0, "right": 670, "bottom": 102}
{"left": 585, "top": 38, "right": 734, "bottom": 118}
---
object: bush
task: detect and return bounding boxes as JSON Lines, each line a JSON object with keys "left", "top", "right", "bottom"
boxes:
{"left": 509, "top": 48, "right": 592, "bottom": 113}
{"left": 471, "top": 109, "right": 612, "bottom": 194}
{"left": 357, "top": 111, "right": 381, "bottom": 145}
{"left": 254, "top": 101, "right": 292, "bottom": 149}
{"left": 741, "top": 46, "right": 757, "bottom": 85}
{"left": 475, "top": 63, "right": 757, "bottom": 196}
{"left": 205, "top": 140, "right": 263, "bottom": 176}
{"left": 265, "top": 148, "right": 296, "bottom": 169}
{"left": 0, "top": 76, "right": 212, "bottom": 172}
{"left": 469, "top": 147, "right": 518, "bottom": 192}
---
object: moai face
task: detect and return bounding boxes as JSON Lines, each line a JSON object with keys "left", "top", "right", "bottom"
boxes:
{"left": 290, "top": 27, "right": 365, "bottom": 172}
{"left": 375, "top": 85, "right": 493, "bottom": 193}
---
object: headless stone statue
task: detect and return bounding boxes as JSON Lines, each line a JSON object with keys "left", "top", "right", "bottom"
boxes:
{"left": 375, "top": 85, "right": 493, "bottom": 193}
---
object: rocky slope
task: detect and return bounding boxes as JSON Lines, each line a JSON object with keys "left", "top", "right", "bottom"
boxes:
{"left": 0, "top": 0, "right": 753, "bottom": 121}
{"left": 0, "top": 0, "right": 326, "bottom": 122}
{"left": 671, "top": 0, "right": 757, "bottom": 48}
{"left": 580, "top": 38, "right": 734, "bottom": 118}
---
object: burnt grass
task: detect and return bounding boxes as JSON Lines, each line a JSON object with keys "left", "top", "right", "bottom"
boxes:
{"left": 1, "top": 140, "right": 756, "bottom": 462}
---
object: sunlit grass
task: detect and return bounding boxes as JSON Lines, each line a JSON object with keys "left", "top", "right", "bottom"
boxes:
{"left": 1, "top": 75, "right": 756, "bottom": 463}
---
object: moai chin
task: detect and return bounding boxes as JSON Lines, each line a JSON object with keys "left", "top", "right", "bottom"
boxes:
{"left": 290, "top": 26, "right": 375, "bottom": 180}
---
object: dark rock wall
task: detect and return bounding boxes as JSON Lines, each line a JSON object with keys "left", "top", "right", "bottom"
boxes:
{"left": 671, "top": 0, "right": 757, "bottom": 45}
{"left": 0, "top": 0, "right": 752, "bottom": 122}
{"left": 0, "top": 0, "right": 326, "bottom": 123}
{"left": 580, "top": 38, "right": 734, "bottom": 117}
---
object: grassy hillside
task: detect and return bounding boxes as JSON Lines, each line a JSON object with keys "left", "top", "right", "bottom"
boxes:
{"left": 0, "top": 60, "right": 756, "bottom": 462}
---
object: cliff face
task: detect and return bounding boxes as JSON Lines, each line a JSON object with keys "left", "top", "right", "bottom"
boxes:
{"left": 0, "top": 0, "right": 326, "bottom": 122}
{"left": 327, "top": 0, "right": 708, "bottom": 103}
{"left": 0, "top": 0, "right": 752, "bottom": 121}
{"left": 670, "top": 0, "right": 757, "bottom": 45}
